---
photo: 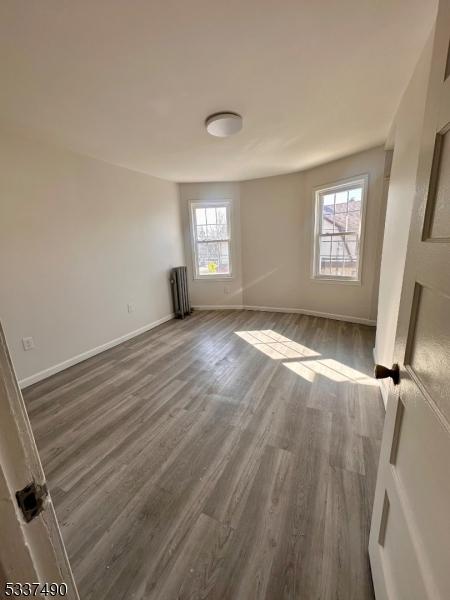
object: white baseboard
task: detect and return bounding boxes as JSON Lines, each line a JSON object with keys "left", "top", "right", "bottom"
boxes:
{"left": 244, "top": 305, "right": 376, "bottom": 325}
{"left": 19, "top": 313, "right": 174, "bottom": 389}
{"left": 19, "top": 304, "right": 375, "bottom": 389}
{"left": 192, "top": 304, "right": 244, "bottom": 311}
{"left": 193, "top": 304, "right": 376, "bottom": 326}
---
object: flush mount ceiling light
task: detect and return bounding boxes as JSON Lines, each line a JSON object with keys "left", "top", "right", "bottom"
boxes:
{"left": 205, "top": 112, "right": 243, "bottom": 137}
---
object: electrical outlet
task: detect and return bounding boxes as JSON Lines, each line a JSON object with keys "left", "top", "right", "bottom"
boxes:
{"left": 22, "top": 337, "right": 35, "bottom": 351}
{"left": 127, "top": 303, "right": 135, "bottom": 313}
{"left": 224, "top": 286, "right": 230, "bottom": 295}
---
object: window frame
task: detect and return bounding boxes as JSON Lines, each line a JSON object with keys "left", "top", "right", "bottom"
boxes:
{"left": 189, "top": 199, "right": 233, "bottom": 280}
{"left": 311, "top": 174, "right": 368, "bottom": 284}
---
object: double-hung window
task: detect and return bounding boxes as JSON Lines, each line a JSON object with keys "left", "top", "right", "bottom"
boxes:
{"left": 312, "top": 175, "right": 368, "bottom": 282}
{"left": 190, "top": 200, "right": 232, "bottom": 279}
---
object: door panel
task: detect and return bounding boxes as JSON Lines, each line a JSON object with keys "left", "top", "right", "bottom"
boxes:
{"left": 0, "top": 322, "right": 79, "bottom": 596}
{"left": 369, "top": 1, "right": 450, "bottom": 599}
{"left": 424, "top": 126, "right": 450, "bottom": 240}
{"left": 394, "top": 390, "right": 450, "bottom": 597}
{"left": 406, "top": 284, "right": 450, "bottom": 421}
{"left": 381, "top": 485, "right": 428, "bottom": 600}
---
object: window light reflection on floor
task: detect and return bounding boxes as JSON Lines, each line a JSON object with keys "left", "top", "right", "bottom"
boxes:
{"left": 284, "top": 361, "right": 316, "bottom": 382}
{"left": 235, "top": 330, "right": 320, "bottom": 360}
{"left": 235, "top": 329, "right": 376, "bottom": 385}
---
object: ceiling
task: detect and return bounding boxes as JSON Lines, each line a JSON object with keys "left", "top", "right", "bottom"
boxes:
{"left": 0, "top": 0, "right": 437, "bottom": 182}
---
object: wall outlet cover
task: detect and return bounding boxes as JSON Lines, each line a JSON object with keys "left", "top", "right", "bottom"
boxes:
{"left": 22, "top": 337, "right": 35, "bottom": 351}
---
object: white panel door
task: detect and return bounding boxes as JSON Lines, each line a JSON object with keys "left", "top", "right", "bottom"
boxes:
{"left": 369, "top": 2, "right": 450, "bottom": 599}
{"left": 0, "top": 321, "right": 79, "bottom": 598}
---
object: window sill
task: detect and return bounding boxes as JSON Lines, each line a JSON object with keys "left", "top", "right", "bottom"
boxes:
{"left": 311, "top": 276, "right": 362, "bottom": 286}
{"left": 194, "top": 275, "right": 234, "bottom": 282}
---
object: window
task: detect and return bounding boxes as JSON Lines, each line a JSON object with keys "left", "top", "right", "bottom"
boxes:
{"left": 312, "top": 175, "right": 367, "bottom": 282}
{"left": 190, "top": 200, "right": 232, "bottom": 279}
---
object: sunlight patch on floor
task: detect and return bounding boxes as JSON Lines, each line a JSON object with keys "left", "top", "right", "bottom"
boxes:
{"left": 283, "top": 359, "right": 376, "bottom": 385}
{"left": 235, "top": 330, "right": 320, "bottom": 360}
{"left": 235, "top": 329, "right": 376, "bottom": 385}
{"left": 320, "top": 358, "right": 377, "bottom": 384}
{"left": 284, "top": 361, "right": 316, "bottom": 382}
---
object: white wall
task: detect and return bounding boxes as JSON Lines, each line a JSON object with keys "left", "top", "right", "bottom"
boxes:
{"left": 374, "top": 32, "right": 434, "bottom": 400}
{"left": 241, "top": 146, "right": 386, "bottom": 322}
{"left": 179, "top": 182, "right": 244, "bottom": 308}
{"left": 0, "top": 129, "right": 185, "bottom": 385}
{"left": 180, "top": 146, "right": 387, "bottom": 324}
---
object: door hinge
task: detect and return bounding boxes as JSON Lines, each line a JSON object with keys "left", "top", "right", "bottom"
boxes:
{"left": 16, "top": 481, "right": 48, "bottom": 523}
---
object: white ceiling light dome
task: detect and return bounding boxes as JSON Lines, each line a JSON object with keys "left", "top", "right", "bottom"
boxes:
{"left": 205, "top": 112, "right": 243, "bottom": 137}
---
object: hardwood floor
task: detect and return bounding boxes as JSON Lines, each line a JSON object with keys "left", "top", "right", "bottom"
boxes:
{"left": 24, "top": 310, "right": 384, "bottom": 600}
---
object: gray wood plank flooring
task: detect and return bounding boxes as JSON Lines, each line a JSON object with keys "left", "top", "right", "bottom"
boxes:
{"left": 24, "top": 310, "right": 384, "bottom": 600}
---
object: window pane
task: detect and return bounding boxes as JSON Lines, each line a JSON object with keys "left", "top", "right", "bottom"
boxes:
{"left": 348, "top": 187, "right": 362, "bottom": 203}
{"left": 320, "top": 255, "right": 332, "bottom": 275}
{"left": 195, "top": 208, "right": 206, "bottom": 225}
{"left": 335, "top": 190, "right": 348, "bottom": 212}
{"left": 206, "top": 207, "right": 217, "bottom": 224}
{"left": 318, "top": 233, "right": 359, "bottom": 278}
{"left": 342, "top": 258, "right": 358, "bottom": 278}
{"left": 216, "top": 206, "right": 227, "bottom": 224}
{"left": 192, "top": 203, "right": 231, "bottom": 276}
{"left": 316, "top": 181, "right": 364, "bottom": 279}
{"left": 348, "top": 188, "right": 362, "bottom": 224}
{"left": 216, "top": 207, "right": 229, "bottom": 238}
{"left": 197, "top": 242, "right": 218, "bottom": 275}
{"left": 196, "top": 224, "right": 218, "bottom": 240}
{"left": 346, "top": 210, "right": 360, "bottom": 233}
{"left": 321, "top": 202, "right": 334, "bottom": 233}
{"left": 196, "top": 241, "right": 230, "bottom": 276}
{"left": 319, "top": 238, "right": 331, "bottom": 255}
{"left": 322, "top": 191, "right": 361, "bottom": 234}
{"left": 196, "top": 225, "right": 207, "bottom": 240}
{"left": 343, "top": 234, "right": 358, "bottom": 259}
{"left": 333, "top": 211, "right": 347, "bottom": 233}
{"left": 219, "top": 241, "right": 230, "bottom": 273}
{"left": 208, "top": 224, "right": 219, "bottom": 240}
{"left": 195, "top": 208, "right": 229, "bottom": 241}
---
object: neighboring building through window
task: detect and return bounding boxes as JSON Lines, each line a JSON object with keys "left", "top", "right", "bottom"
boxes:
{"left": 312, "top": 175, "right": 368, "bottom": 282}
{"left": 190, "top": 200, "right": 232, "bottom": 278}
